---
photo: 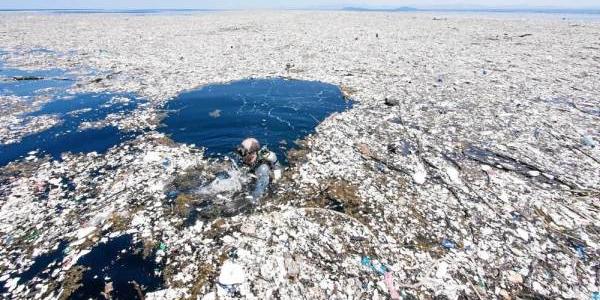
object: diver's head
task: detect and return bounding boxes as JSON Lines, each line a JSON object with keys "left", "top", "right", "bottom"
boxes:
{"left": 237, "top": 138, "right": 260, "bottom": 166}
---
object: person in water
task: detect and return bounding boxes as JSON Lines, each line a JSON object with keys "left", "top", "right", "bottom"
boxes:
{"left": 237, "top": 138, "right": 261, "bottom": 166}
{"left": 237, "top": 138, "right": 281, "bottom": 203}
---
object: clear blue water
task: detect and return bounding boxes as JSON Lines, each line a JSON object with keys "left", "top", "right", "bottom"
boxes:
{"left": 0, "top": 63, "right": 142, "bottom": 166}
{"left": 160, "top": 78, "right": 352, "bottom": 161}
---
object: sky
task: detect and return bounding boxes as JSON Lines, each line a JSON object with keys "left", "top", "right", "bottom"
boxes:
{"left": 1, "top": 0, "right": 599, "bottom": 10}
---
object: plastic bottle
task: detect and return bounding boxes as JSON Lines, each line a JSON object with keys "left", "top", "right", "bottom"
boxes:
{"left": 251, "top": 164, "right": 270, "bottom": 204}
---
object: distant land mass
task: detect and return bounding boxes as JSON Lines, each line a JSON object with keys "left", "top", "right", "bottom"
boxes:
{"left": 341, "top": 6, "right": 600, "bottom": 14}
{"left": 342, "top": 7, "right": 418, "bottom": 12}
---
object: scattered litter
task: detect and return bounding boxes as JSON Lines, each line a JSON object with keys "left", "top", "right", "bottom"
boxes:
{"left": 361, "top": 256, "right": 388, "bottom": 275}
{"left": 441, "top": 239, "right": 456, "bottom": 249}
{"left": 218, "top": 260, "right": 245, "bottom": 285}
{"left": 581, "top": 135, "right": 597, "bottom": 147}
{"left": 383, "top": 272, "right": 401, "bottom": 300}
{"left": 384, "top": 97, "right": 399, "bottom": 107}
{"left": 412, "top": 165, "right": 427, "bottom": 185}
{"left": 574, "top": 244, "right": 587, "bottom": 260}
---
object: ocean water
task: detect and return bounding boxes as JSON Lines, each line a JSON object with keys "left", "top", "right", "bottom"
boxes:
{"left": 0, "top": 67, "right": 73, "bottom": 97}
{"left": 0, "top": 241, "right": 69, "bottom": 295}
{"left": 0, "top": 63, "right": 142, "bottom": 166}
{"left": 17, "top": 241, "right": 69, "bottom": 285}
{"left": 0, "top": 236, "right": 162, "bottom": 298}
{"left": 69, "top": 235, "right": 164, "bottom": 299}
{"left": 160, "top": 78, "right": 352, "bottom": 162}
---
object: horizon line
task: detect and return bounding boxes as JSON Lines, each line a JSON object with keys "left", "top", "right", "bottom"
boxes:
{"left": 1, "top": 6, "right": 600, "bottom": 11}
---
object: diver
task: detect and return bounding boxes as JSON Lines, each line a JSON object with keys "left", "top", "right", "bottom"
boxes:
{"left": 237, "top": 138, "right": 281, "bottom": 204}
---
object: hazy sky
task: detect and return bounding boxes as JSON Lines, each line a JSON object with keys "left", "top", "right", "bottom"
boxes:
{"left": 1, "top": 0, "right": 599, "bottom": 10}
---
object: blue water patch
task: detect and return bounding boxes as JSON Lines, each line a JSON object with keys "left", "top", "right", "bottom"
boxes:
{"left": 0, "top": 241, "right": 68, "bottom": 296}
{"left": 160, "top": 78, "right": 352, "bottom": 161}
{"left": 69, "top": 234, "right": 163, "bottom": 299}
{"left": 18, "top": 241, "right": 69, "bottom": 285}
{"left": 0, "top": 67, "right": 73, "bottom": 97}
{"left": 0, "top": 61, "right": 143, "bottom": 166}
{"left": 0, "top": 93, "right": 141, "bottom": 166}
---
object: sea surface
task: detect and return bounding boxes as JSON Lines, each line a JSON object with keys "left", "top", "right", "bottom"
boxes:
{"left": 0, "top": 62, "right": 142, "bottom": 166}
{"left": 160, "top": 78, "right": 352, "bottom": 162}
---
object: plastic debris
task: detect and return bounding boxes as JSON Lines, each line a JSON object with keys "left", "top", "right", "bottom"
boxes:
{"left": 194, "top": 168, "right": 244, "bottom": 196}
{"left": 145, "top": 288, "right": 187, "bottom": 300}
{"left": 261, "top": 149, "right": 277, "bottom": 164}
{"left": 412, "top": 166, "right": 427, "bottom": 185}
{"left": 251, "top": 164, "right": 270, "bottom": 203}
{"left": 361, "top": 256, "right": 388, "bottom": 275}
{"left": 384, "top": 97, "right": 399, "bottom": 107}
{"left": 158, "top": 243, "right": 167, "bottom": 251}
{"left": 356, "top": 143, "right": 372, "bottom": 158}
{"left": 383, "top": 272, "right": 401, "bottom": 300}
{"left": 574, "top": 244, "right": 587, "bottom": 260}
{"left": 581, "top": 135, "right": 597, "bottom": 147}
{"left": 75, "top": 226, "right": 96, "bottom": 239}
{"left": 435, "top": 261, "right": 449, "bottom": 279}
{"left": 441, "top": 239, "right": 456, "bottom": 249}
{"left": 218, "top": 260, "right": 245, "bottom": 285}
{"left": 273, "top": 168, "right": 282, "bottom": 182}
{"left": 208, "top": 109, "right": 221, "bottom": 118}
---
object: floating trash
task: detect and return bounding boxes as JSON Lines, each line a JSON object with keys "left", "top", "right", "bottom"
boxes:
{"left": 160, "top": 78, "right": 352, "bottom": 161}
{"left": 441, "top": 239, "right": 456, "bottom": 249}
{"left": 250, "top": 163, "right": 270, "bottom": 203}
{"left": 581, "top": 135, "right": 597, "bottom": 148}
{"left": 361, "top": 256, "right": 388, "bottom": 275}
{"left": 573, "top": 243, "right": 587, "bottom": 261}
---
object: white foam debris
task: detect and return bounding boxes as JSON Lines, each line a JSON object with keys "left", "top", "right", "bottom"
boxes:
{"left": 446, "top": 166, "right": 460, "bottom": 183}
{"left": 75, "top": 226, "right": 96, "bottom": 239}
{"left": 412, "top": 166, "right": 427, "bottom": 185}
{"left": 146, "top": 288, "right": 186, "bottom": 300}
{"left": 218, "top": 261, "right": 246, "bottom": 285}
